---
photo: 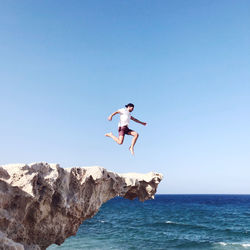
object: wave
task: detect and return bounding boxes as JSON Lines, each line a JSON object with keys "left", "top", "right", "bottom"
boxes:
{"left": 164, "top": 220, "right": 211, "bottom": 230}
{"left": 168, "top": 240, "right": 250, "bottom": 249}
{"left": 164, "top": 220, "right": 200, "bottom": 227}
{"left": 165, "top": 220, "right": 175, "bottom": 224}
{"left": 217, "top": 242, "right": 250, "bottom": 248}
{"left": 163, "top": 221, "right": 249, "bottom": 235}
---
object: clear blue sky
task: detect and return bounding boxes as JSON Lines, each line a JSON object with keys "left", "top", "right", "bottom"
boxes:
{"left": 1, "top": 1, "right": 249, "bottom": 194}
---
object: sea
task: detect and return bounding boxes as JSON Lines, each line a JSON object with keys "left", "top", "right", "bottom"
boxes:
{"left": 48, "top": 195, "right": 250, "bottom": 250}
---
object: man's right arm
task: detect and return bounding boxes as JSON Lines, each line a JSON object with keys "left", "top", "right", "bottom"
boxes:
{"left": 108, "top": 110, "right": 120, "bottom": 121}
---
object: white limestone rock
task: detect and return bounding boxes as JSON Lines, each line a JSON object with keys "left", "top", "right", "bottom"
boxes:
{"left": 0, "top": 162, "right": 163, "bottom": 249}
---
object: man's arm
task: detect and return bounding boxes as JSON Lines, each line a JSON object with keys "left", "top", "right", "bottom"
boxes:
{"left": 131, "top": 116, "right": 147, "bottom": 126}
{"left": 108, "top": 110, "right": 120, "bottom": 121}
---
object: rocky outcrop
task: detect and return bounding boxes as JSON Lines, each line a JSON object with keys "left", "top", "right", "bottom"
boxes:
{"left": 0, "top": 163, "right": 163, "bottom": 249}
{"left": 0, "top": 231, "right": 24, "bottom": 250}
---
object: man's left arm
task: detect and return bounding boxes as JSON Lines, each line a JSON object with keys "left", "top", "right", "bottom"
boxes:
{"left": 131, "top": 116, "right": 147, "bottom": 126}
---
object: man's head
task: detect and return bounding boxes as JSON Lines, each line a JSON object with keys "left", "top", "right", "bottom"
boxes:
{"left": 125, "top": 103, "right": 134, "bottom": 112}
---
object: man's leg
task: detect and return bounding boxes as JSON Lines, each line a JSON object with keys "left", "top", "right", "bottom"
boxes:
{"left": 105, "top": 132, "right": 124, "bottom": 145}
{"left": 128, "top": 131, "right": 139, "bottom": 155}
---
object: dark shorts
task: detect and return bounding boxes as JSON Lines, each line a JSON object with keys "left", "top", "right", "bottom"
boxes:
{"left": 118, "top": 126, "right": 134, "bottom": 136}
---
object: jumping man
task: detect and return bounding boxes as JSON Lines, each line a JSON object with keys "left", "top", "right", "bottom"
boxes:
{"left": 105, "top": 103, "right": 147, "bottom": 155}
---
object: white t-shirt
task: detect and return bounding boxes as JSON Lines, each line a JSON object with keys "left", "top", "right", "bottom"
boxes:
{"left": 118, "top": 108, "right": 131, "bottom": 127}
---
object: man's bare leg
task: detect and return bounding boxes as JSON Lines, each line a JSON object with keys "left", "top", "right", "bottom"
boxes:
{"left": 105, "top": 132, "right": 124, "bottom": 145}
{"left": 128, "top": 131, "right": 139, "bottom": 155}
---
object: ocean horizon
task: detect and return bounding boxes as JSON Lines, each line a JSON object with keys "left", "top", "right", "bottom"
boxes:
{"left": 48, "top": 194, "right": 250, "bottom": 249}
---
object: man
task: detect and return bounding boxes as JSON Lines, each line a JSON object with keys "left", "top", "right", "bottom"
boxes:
{"left": 105, "top": 103, "right": 147, "bottom": 155}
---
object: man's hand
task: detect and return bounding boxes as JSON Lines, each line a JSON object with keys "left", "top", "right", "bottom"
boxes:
{"left": 142, "top": 122, "right": 147, "bottom": 126}
{"left": 108, "top": 111, "right": 120, "bottom": 121}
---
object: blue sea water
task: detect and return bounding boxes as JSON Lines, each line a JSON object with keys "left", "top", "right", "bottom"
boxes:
{"left": 48, "top": 195, "right": 250, "bottom": 249}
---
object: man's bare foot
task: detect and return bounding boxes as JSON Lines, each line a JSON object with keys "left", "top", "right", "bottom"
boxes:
{"left": 105, "top": 132, "right": 113, "bottom": 137}
{"left": 129, "top": 146, "right": 134, "bottom": 155}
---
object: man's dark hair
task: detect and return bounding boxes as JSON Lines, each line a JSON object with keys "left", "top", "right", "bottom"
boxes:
{"left": 125, "top": 103, "right": 134, "bottom": 108}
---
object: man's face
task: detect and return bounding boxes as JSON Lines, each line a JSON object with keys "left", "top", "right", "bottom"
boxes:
{"left": 128, "top": 106, "right": 134, "bottom": 112}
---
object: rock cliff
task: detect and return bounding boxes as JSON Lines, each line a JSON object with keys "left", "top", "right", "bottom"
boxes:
{"left": 0, "top": 163, "right": 163, "bottom": 249}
